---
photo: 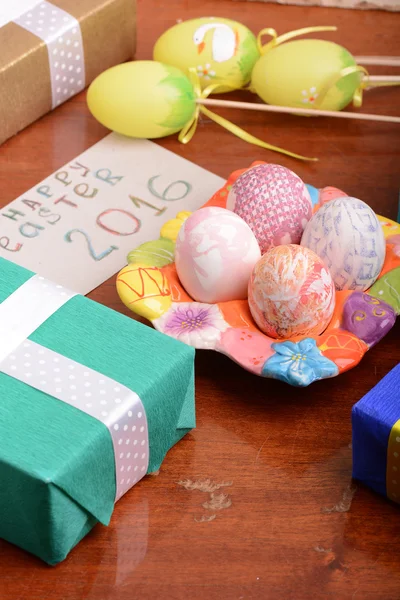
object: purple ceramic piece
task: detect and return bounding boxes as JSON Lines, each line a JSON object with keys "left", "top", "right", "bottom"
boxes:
{"left": 342, "top": 292, "right": 396, "bottom": 347}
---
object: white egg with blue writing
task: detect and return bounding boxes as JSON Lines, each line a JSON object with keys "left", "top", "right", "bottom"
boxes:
{"left": 301, "top": 196, "right": 385, "bottom": 291}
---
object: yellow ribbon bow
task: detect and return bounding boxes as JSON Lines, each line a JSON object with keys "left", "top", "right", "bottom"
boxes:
{"left": 299, "top": 61, "right": 400, "bottom": 110}
{"left": 257, "top": 25, "right": 338, "bottom": 55}
{"left": 178, "top": 68, "right": 318, "bottom": 162}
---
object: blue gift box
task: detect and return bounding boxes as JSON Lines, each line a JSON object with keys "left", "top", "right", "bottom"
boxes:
{"left": 352, "top": 364, "right": 400, "bottom": 504}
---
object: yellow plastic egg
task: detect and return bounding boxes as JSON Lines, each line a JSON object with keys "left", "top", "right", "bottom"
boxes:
{"left": 116, "top": 263, "right": 172, "bottom": 321}
{"left": 251, "top": 40, "right": 364, "bottom": 111}
{"left": 154, "top": 17, "right": 259, "bottom": 93}
{"left": 87, "top": 61, "right": 196, "bottom": 138}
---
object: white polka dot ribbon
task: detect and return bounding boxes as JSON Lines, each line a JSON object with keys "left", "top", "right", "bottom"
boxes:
{"left": 0, "top": 275, "right": 149, "bottom": 502}
{"left": 0, "top": 275, "right": 76, "bottom": 364}
{"left": 13, "top": 1, "right": 85, "bottom": 108}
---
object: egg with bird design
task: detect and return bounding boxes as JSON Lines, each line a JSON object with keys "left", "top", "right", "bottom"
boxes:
{"left": 193, "top": 22, "right": 239, "bottom": 63}
{"left": 154, "top": 17, "right": 259, "bottom": 92}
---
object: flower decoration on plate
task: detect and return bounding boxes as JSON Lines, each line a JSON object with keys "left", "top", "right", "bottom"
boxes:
{"left": 153, "top": 302, "right": 229, "bottom": 350}
{"left": 118, "top": 161, "right": 400, "bottom": 387}
{"left": 261, "top": 338, "right": 338, "bottom": 386}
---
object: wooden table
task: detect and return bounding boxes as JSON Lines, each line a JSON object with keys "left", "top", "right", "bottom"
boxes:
{"left": 0, "top": 1, "right": 399, "bottom": 598}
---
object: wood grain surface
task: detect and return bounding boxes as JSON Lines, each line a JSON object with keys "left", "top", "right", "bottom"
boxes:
{"left": 0, "top": 1, "right": 399, "bottom": 599}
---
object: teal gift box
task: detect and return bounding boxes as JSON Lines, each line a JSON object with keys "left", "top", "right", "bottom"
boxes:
{"left": 0, "top": 257, "right": 195, "bottom": 565}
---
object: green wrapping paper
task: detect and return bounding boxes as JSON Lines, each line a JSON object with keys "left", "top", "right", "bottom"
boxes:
{"left": 0, "top": 258, "right": 195, "bottom": 565}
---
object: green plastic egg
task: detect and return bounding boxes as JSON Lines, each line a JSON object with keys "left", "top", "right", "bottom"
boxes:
{"left": 154, "top": 17, "right": 259, "bottom": 93}
{"left": 87, "top": 61, "right": 196, "bottom": 138}
{"left": 251, "top": 39, "right": 363, "bottom": 111}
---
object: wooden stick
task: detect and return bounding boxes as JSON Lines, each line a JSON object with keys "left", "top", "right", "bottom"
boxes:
{"left": 197, "top": 98, "right": 400, "bottom": 124}
{"left": 367, "top": 75, "right": 400, "bottom": 83}
{"left": 356, "top": 56, "right": 400, "bottom": 67}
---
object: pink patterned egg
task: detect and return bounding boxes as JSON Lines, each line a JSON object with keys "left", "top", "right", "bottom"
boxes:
{"left": 226, "top": 163, "right": 312, "bottom": 253}
{"left": 248, "top": 244, "right": 335, "bottom": 339}
{"left": 175, "top": 206, "right": 261, "bottom": 303}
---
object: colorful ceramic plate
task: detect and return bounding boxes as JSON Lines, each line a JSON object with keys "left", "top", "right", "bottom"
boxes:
{"left": 117, "top": 163, "right": 400, "bottom": 387}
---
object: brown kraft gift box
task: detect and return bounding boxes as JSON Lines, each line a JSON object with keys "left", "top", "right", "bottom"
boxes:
{"left": 0, "top": 0, "right": 136, "bottom": 145}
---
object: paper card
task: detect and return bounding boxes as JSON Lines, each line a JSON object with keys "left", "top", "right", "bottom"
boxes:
{"left": 0, "top": 134, "right": 224, "bottom": 294}
{"left": 0, "top": 0, "right": 42, "bottom": 28}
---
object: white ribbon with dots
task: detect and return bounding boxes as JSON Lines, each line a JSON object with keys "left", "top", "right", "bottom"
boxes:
{"left": 13, "top": 1, "right": 85, "bottom": 108}
{"left": 0, "top": 275, "right": 149, "bottom": 502}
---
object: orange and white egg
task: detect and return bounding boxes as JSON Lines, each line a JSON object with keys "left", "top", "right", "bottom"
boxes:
{"left": 248, "top": 244, "right": 335, "bottom": 339}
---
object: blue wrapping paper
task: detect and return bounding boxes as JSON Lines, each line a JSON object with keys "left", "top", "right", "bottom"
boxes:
{"left": 352, "top": 363, "right": 400, "bottom": 502}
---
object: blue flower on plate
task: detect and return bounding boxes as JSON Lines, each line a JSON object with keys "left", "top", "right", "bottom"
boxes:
{"left": 262, "top": 338, "right": 339, "bottom": 387}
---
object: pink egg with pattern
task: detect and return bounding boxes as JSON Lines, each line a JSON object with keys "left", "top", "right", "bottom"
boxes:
{"left": 226, "top": 163, "right": 312, "bottom": 253}
{"left": 175, "top": 206, "right": 261, "bottom": 303}
{"left": 248, "top": 244, "right": 335, "bottom": 339}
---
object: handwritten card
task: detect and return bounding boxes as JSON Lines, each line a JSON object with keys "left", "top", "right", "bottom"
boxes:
{"left": 0, "top": 133, "right": 225, "bottom": 294}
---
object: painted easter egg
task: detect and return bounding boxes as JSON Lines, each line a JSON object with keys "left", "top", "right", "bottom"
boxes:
{"left": 87, "top": 61, "right": 196, "bottom": 138}
{"left": 175, "top": 206, "right": 261, "bottom": 303}
{"left": 342, "top": 292, "right": 396, "bottom": 346}
{"left": 251, "top": 40, "right": 363, "bottom": 111}
{"left": 248, "top": 244, "right": 335, "bottom": 339}
{"left": 226, "top": 163, "right": 312, "bottom": 253}
{"left": 301, "top": 197, "right": 386, "bottom": 291}
{"left": 154, "top": 17, "right": 259, "bottom": 93}
{"left": 116, "top": 263, "right": 172, "bottom": 321}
